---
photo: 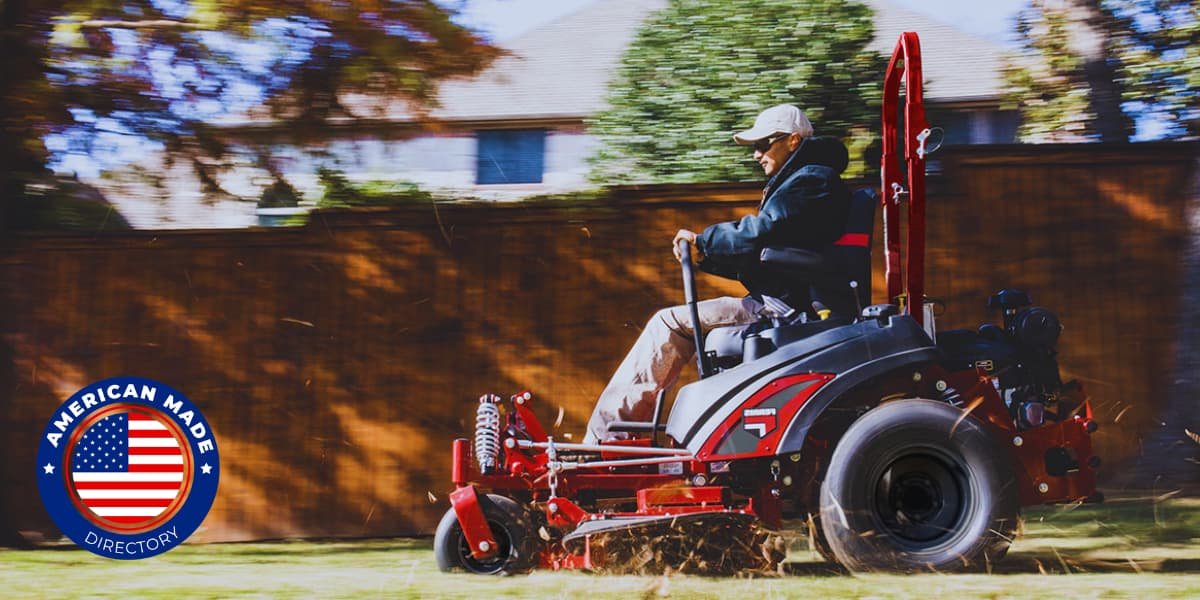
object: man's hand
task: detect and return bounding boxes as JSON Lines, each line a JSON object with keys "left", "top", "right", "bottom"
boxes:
{"left": 672, "top": 229, "right": 702, "bottom": 263}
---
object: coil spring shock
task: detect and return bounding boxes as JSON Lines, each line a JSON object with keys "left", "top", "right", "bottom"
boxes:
{"left": 474, "top": 394, "right": 502, "bottom": 473}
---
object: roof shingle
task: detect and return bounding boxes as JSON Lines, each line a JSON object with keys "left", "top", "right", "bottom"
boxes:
{"left": 321, "top": 0, "right": 1014, "bottom": 125}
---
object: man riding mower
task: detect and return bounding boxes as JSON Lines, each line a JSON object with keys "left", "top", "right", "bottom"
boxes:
{"left": 432, "top": 33, "right": 1099, "bottom": 575}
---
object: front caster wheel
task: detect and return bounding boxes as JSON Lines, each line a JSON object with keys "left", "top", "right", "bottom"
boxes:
{"left": 820, "top": 399, "right": 1019, "bottom": 572}
{"left": 434, "top": 493, "right": 539, "bottom": 575}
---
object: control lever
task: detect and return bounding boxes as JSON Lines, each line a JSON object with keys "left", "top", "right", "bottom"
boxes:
{"left": 850, "top": 280, "right": 864, "bottom": 319}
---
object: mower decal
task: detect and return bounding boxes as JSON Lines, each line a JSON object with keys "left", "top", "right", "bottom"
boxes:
{"left": 700, "top": 374, "right": 833, "bottom": 460}
{"left": 675, "top": 326, "right": 866, "bottom": 448}
{"left": 742, "top": 408, "right": 778, "bottom": 438}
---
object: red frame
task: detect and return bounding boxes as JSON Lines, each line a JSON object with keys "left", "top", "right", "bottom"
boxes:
{"left": 881, "top": 31, "right": 928, "bottom": 323}
{"left": 449, "top": 382, "right": 1097, "bottom": 569}
{"left": 449, "top": 485, "right": 498, "bottom": 560}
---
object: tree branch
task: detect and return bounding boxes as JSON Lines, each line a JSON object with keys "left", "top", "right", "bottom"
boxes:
{"left": 76, "top": 20, "right": 208, "bottom": 31}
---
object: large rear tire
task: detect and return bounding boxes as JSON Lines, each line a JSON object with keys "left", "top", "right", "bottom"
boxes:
{"left": 434, "top": 493, "right": 539, "bottom": 575}
{"left": 819, "top": 399, "right": 1018, "bottom": 572}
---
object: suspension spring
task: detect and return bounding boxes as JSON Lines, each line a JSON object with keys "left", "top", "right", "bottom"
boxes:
{"left": 474, "top": 394, "right": 502, "bottom": 474}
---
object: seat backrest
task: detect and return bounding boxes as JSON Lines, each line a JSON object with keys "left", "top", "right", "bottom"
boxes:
{"left": 811, "top": 187, "right": 876, "bottom": 315}
{"left": 844, "top": 187, "right": 878, "bottom": 242}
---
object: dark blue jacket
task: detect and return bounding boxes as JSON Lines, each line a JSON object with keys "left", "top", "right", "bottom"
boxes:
{"left": 695, "top": 136, "right": 851, "bottom": 307}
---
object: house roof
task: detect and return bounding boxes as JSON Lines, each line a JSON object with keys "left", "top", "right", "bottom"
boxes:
{"left": 416, "top": 0, "right": 670, "bottom": 122}
{"left": 397, "top": 0, "right": 1014, "bottom": 124}
{"left": 864, "top": 0, "right": 1011, "bottom": 103}
{"left": 240, "top": 0, "right": 1012, "bottom": 128}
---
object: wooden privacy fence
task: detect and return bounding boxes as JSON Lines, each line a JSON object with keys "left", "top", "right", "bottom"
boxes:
{"left": 1, "top": 142, "right": 1195, "bottom": 542}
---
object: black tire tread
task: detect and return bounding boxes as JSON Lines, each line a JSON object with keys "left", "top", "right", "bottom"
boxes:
{"left": 819, "top": 398, "right": 1019, "bottom": 573}
{"left": 433, "top": 493, "right": 539, "bottom": 575}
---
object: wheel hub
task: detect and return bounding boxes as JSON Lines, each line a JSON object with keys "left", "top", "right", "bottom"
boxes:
{"left": 456, "top": 519, "right": 514, "bottom": 574}
{"left": 891, "top": 473, "right": 943, "bottom": 522}
{"left": 873, "top": 453, "right": 966, "bottom": 546}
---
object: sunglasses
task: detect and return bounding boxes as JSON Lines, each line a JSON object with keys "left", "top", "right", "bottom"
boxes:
{"left": 752, "top": 134, "right": 789, "bottom": 153}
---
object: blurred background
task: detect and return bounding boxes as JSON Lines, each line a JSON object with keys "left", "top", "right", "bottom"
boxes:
{"left": 1, "top": 0, "right": 1196, "bottom": 544}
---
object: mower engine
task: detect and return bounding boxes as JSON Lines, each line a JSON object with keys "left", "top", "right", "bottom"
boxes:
{"left": 1000, "top": 304, "right": 1065, "bottom": 429}
{"left": 937, "top": 289, "right": 1081, "bottom": 430}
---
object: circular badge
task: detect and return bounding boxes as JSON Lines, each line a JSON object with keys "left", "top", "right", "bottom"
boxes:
{"left": 36, "top": 377, "right": 219, "bottom": 559}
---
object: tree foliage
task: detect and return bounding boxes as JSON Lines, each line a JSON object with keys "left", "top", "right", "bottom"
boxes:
{"left": 314, "top": 167, "right": 433, "bottom": 208}
{"left": 1115, "top": 0, "right": 1200, "bottom": 138}
{"left": 588, "top": 0, "right": 884, "bottom": 184}
{"left": 1006, "top": 0, "right": 1198, "bottom": 141}
{"left": 0, "top": 0, "right": 498, "bottom": 229}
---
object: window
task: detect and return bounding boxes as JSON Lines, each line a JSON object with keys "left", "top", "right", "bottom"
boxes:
{"left": 925, "top": 110, "right": 972, "bottom": 146}
{"left": 476, "top": 129, "right": 546, "bottom": 184}
{"left": 926, "top": 109, "right": 1022, "bottom": 145}
{"left": 986, "top": 110, "right": 1020, "bottom": 144}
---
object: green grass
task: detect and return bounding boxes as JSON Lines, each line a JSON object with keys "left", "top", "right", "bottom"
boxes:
{"left": 3, "top": 497, "right": 1198, "bottom": 599}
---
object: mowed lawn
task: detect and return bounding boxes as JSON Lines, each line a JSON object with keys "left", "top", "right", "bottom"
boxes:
{"left": 3, "top": 496, "right": 1198, "bottom": 599}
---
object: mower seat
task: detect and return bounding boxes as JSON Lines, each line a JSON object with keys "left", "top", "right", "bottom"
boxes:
{"left": 760, "top": 187, "right": 876, "bottom": 318}
{"left": 704, "top": 187, "right": 877, "bottom": 370}
{"left": 706, "top": 315, "right": 851, "bottom": 370}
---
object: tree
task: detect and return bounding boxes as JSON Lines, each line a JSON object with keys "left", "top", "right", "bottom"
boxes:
{"left": 1005, "top": 0, "right": 1133, "bottom": 142}
{"left": 1006, "top": 0, "right": 1197, "bottom": 141}
{"left": 1114, "top": 0, "right": 1199, "bottom": 138}
{"left": 588, "top": 0, "right": 884, "bottom": 184}
{"left": 0, "top": 1, "right": 499, "bottom": 230}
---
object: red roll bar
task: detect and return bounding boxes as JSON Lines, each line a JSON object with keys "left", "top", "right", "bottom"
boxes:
{"left": 880, "top": 32, "right": 928, "bottom": 324}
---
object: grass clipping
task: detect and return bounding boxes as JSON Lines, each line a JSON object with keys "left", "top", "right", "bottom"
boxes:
{"left": 582, "top": 515, "right": 786, "bottom": 576}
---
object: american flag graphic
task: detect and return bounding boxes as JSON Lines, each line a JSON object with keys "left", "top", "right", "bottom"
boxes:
{"left": 70, "top": 411, "right": 186, "bottom": 526}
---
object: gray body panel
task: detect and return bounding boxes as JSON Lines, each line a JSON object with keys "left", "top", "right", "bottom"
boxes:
{"left": 665, "top": 315, "right": 937, "bottom": 456}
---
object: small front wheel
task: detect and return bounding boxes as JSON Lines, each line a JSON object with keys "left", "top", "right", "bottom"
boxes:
{"left": 433, "top": 493, "right": 539, "bottom": 575}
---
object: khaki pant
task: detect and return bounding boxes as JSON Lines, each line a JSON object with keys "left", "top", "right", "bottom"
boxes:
{"left": 584, "top": 296, "right": 764, "bottom": 443}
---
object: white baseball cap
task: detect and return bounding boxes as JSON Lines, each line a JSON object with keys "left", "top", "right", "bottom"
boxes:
{"left": 733, "top": 104, "right": 814, "bottom": 144}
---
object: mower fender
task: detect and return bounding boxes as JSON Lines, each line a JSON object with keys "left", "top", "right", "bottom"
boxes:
{"left": 774, "top": 347, "right": 941, "bottom": 456}
{"left": 671, "top": 315, "right": 935, "bottom": 454}
{"left": 449, "top": 485, "right": 499, "bottom": 560}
